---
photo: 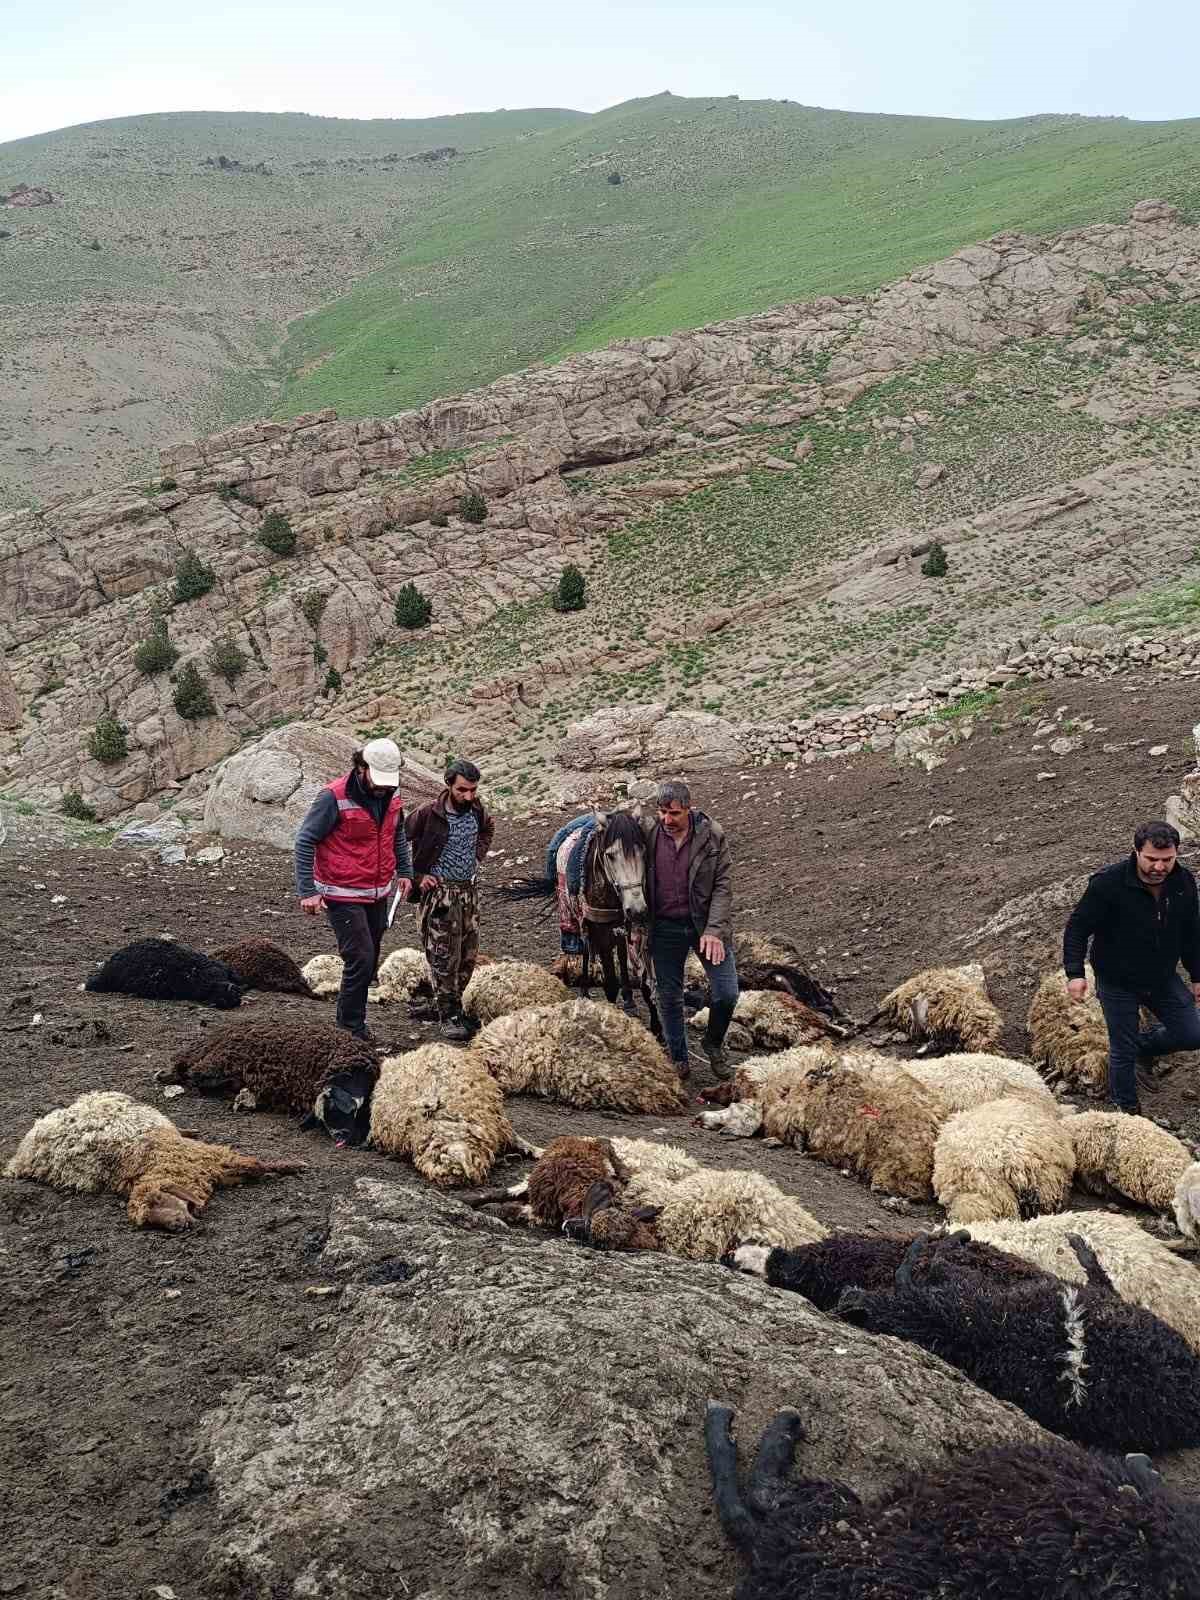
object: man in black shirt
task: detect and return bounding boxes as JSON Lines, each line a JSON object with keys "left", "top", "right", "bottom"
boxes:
{"left": 1063, "top": 819, "right": 1200, "bottom": 1112}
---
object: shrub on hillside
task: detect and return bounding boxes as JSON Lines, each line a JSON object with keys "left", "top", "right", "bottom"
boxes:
{"left": 300, "top": 588, "right": 327, "bottom": 629}
{"left": 394, "top": 583, "right": 433, "bottom": 629}
{"left": 134, "top": 620, "right": 179, "bottom": 676}
{"left": 172, "top": 662, "right": 216, "bottom": 721}
{"left": 552, "top": 564, "right": 586, "bottom": 613}
{"left": 458, "top": 491, "right": 487, "bottom": 525}
{"left": 921, "top": 540, "right": 948, "bottom": 578}
{"left": 173, "top": 549, "right": 216, "bottom": 603}
{"left": 208, "top": 636, "right": 248, "bottom": 683}
{"left": 324, "top": 667, "right": 343, "bottom": 693}
{"left": 88, "top": 714, "right": 128, "bottom": 764}
{"left": 607, "top": 171, "right": 622, "bottom": 185}
{"left": 61, "top": 791, "right": 97, "bottom": 822}
{"left": 258, "top": 511, "right": 297, "bottom": 557}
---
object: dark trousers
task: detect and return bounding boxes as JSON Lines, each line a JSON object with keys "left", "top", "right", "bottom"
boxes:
{"left": 325, "top": 898, "right": 389, "bottom": 1033}
{"left": 651, "top": 917, "right": 739, "bottom": 1066}
{"left": 1095, "top": 971, "right": 1200, "bottom": 1108}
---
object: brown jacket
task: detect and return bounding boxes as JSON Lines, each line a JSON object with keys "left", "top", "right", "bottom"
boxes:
{"left": 406, "top": 792, "right": 495, "bottom": 879}
{"left": 640, "top": 810, "right": 733, "bottom": 943}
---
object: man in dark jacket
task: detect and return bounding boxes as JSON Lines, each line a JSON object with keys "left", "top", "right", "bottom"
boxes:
{"left": 641, "top": 779, "right": 739, "bottom": 1080}
{"left": 1063, "top": 818, "right": 1200, "bottom": 1112}
{"left": 406, "top": 758, "right": 495, "bottom": 1040}
{"left": 295, "top": 737, "right": 413, "bottom": 1042}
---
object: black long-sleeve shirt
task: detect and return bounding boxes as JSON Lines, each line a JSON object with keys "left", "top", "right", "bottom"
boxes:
{"left": 1063, "top": 854, "right": 1200, "bottom": 992}
{"left": 294, "top": 780, "right": 412, "bottom": 898}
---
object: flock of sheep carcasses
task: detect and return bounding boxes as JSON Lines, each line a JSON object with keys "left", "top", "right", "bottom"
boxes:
{"left": 9, "top": 926, "right": 1200, "bottom": 1594}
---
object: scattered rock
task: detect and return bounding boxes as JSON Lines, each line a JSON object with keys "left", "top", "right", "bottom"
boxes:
{"left": 915, "top": 463, "right": 946, "bottom": 490}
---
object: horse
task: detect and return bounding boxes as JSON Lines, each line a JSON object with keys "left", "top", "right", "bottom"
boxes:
{"left": 497, "top": 809, "right": 661, "bottom": 1036}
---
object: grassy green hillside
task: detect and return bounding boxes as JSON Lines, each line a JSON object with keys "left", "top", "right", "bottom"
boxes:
{"left": 275, "top": 95, "right": 1200, "bottom": 421}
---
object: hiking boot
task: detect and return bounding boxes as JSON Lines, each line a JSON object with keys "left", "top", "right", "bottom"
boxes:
{"left": 702, "top": 1037, "right": 733, "bottom": 1080}
{"left": 440, "top": 1014, "right": 472, "bottom": 1043}
{"left": 1111, "top": 1099, "right": 1143, "bottom": 1116}
{"left": 342, "top": 1023, "right": 377, "bottom": 1046}
{"left": 673, "top": 1055, "right": 693, "bottom": 1082}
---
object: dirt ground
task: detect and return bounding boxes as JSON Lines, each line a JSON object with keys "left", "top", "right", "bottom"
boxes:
{"left": 4, "top": 669, "right": 1200, "bottom": 1599}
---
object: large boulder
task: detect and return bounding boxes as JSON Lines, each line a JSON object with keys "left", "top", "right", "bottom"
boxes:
{"left": 198, "top": 1179, "right": 1043, "bottom": 1600}
{"left": 202, "top": 723, "right": 442, "bottom": 848}
{"left": 555, "top": 702, "right": 744, "bottom": 774}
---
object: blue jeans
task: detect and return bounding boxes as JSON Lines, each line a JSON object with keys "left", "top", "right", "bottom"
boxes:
{"left": 1095, "top": 972, "right": 1200, "bottom": 1108}
{"left": 651, "top": 918, "right": 739, "bottom": 1065}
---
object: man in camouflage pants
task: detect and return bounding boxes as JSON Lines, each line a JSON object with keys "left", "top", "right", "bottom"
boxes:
{"left": 405, "top": 758, "right": 494, "bottom": 1040}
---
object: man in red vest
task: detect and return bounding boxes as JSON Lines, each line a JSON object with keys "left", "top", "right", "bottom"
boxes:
{"left": 295, "top": 738, "right": 413, "bottom": 1041}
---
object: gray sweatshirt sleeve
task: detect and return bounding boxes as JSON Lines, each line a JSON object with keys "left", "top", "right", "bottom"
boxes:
{"left": 294, "top": 789, "right": 339, "bottom": 897}
{"left": 394, "top": 811, "right": 413, "bottom": 878}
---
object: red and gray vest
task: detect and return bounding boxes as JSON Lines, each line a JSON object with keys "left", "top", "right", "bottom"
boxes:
{"left": 313, "top": 774, "right": 403, "bottom": 903}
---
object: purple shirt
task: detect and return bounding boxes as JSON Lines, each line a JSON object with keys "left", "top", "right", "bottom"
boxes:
{"left": 654, "top": 820, "right": 692, "bottom": 921}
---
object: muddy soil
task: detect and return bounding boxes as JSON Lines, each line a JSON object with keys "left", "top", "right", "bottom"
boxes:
{"left": 3, "top": 669, "right": 1200, "bottom": 1598}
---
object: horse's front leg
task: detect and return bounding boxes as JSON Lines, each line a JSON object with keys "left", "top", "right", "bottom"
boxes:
{"left": 580, "top": 936, "right": 593, "bottom": 1002}
{"left": 598, "top": 933, "right": 621, "bottom": 1006}
{"left": 616, "top": 933, "right": 638, "bottom": 1017}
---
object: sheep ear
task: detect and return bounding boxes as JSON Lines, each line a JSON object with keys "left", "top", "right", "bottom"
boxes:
{"left": 632, "top": 1206, "right": 662, "bottom": 1222}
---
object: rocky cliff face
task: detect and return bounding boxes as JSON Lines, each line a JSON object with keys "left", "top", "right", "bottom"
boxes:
{"left": 3, "top": 200, "right": 1199, "bottom": 820}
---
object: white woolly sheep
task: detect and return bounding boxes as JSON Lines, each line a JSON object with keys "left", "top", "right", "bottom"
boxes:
{"left": 369, "top": 946, "right": 435, "bottom": 1004}
{"left": 587, "top": 1165, "right": 828, "bottom": 1260}
{"left": 1027, "top": 966, "right": 1109, "bottom": 1096}
{"left": 1175, "top": 1162, "right": 1200, "bottom": 1240}
{"left": 471, "top": 999, "right": 688, "bottom": 1115}
{"left": 301, "top": 953, "right": 344, "bottom": 998}
{"left": 689, "top": 990, "right": 848, "bottom": 1052}
{"left": 1067, "top": 1109, "right": 1193, "bottom": 1213}
{"left": 368, "top": 1042, "right": 537, "bottom": 1187}
{"left": 963, "top": 1210, "right": 1200, "bottom": 1355}
{"left": 932, "top": 1097, "right": 1074, "bottom": 1222}
{"left": 874, "top": 961, "right": 1002, "bottom": 1053}
{"left": 462, "top": 960, "right": 570, "bottom": 1025}
{"left": 4, "top": 1090, "right": 305, "bottom": 1230}
{"left": 900, "top": 1051, "right": 1059, "bottom": 1116}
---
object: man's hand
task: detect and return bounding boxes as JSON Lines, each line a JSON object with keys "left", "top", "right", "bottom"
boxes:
{"left": 1066, "top": 977, "right": 1088, "bottom": 1002}
{"left": 700, "top": 934, "right": 725, "bottom": 966}
{"left": 394, "top": 878, "right": 413, "bottom": 903}
{"left": 299, "top": 894, "right": 325, "bottom": 917}
{"left": 419, "top": 874, "right": 439, "bottom": 894}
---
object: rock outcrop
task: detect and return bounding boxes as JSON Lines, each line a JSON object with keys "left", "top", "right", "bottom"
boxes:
{"left": 202, "top": 723, "right": 442, "bottom": 848}
{"left": 199, "top": 1179, "right": 1042, "bottom": 1600}
{"left": 553, "top": 702, "right": 745, "bottom": 799}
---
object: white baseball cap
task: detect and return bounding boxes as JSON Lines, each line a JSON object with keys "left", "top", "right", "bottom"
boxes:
{"left": 361, "top": 737, "right": 402, "bottom": 787}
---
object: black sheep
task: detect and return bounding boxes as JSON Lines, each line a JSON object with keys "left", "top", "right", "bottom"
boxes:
{"left": 706, "top": 1400, "right": 1200, "bottom": 1600}
{"left": 725, "top": 1229, "right": 1049, "bottom": 1308}
{"left": 85, "top": 938, "right": 241, "bottom": 1009}
{"left": 831, "top": 1230, "right": 1200, "bottom": 1454}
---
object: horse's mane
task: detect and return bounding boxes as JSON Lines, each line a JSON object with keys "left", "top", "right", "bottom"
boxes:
{"left": 598, "top": 809, "right": 645, "bottom": 853}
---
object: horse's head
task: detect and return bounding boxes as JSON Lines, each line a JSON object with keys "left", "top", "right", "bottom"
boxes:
{"left": 595, "top": 809, "right": 648, "bottom": 922}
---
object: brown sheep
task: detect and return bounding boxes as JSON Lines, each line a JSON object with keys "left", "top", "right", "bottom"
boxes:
{"left": 4, "top": 1090, "right": 306, "bottom": 1231}
{"left": 465, "top": 1135, "right": 633, "bottom": 1230}
{"left": 209, "top": 938, "right": 316, "bottom": 997}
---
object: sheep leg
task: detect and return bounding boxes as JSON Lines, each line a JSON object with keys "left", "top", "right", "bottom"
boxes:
{"left": 1065, "top": 1233, "right": 1117, "bottom": 1295}
{"left": 894, "top": 1233, "right": 929, "bottom": 1289}
{"left": 504, "top": 1135, "right": 543, "bottom": 1160}
{"left": 704, "top": 1402, "right": 759, "bottom": 1553}
{"left": 475, "top": 1201, "right": 534, "bottom": 1227}
{"left": 463, "top": 1178, "right": 529, "bottom": 1208}
{"left": 746, "top": 1407, "right": 805, "bottom": 1517}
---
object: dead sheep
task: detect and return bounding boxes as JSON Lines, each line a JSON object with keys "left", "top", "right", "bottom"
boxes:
{"left": 466, "top": 1135, "right": 630, "bottom": 1229}
{"left": 85, "top": 937, "right": 242, "bottom": 1009}
{"left": 369, "top": 1042, "right": 536, "bottom": 1187}
{"left": 932, "top": 1097, "right": 1075, "bottom": 1222}
{"left": 1068, "top": 1109, "right": 1195, "bottom": 1215}
{"left": 1175, "top": 1162, "right": 1200, "bottom": 1240}
{"left": 874, "top": 961, "right": 1002, "bottom": 1053}
{"left": 699, "top": 1046, "right": 946, "bottom": 1201}
{"left": 585, "top": 1166, "right": 828, "bottom": 1260}
{"left": 471, "top": 999, "right": 688, "bottom": 1115}
{"left": 208, "top": 938, "right": 315, "bottom": 996}
{"left": 834, "top": 1228, "right": 1200, "bottom": 1453}
{"left": 370, "top": 947, "right": 434, "bottom": 1004}
{"left": 687, "top": 931, "right": 848, "bottom": 1020}
{"left": 689, "top": 990, "right": 849, "bottom": 1052}
{"left": 1027, "top": 965, "right": 1109, "bottom": 1096}
{"left": 900, "top": 1051, "right": 1059, "bottom": 1116}
{"left": 964, "top": 1211, "right": 1200, "bottom": 1355}
{"left": 725, "top": 1226, "right": 1050, "bottom": 1307}
{"left": 4, "top": 1090, "right": 305, "bottom": 1231}
{"left": 461, "top": 960, "right": 570, "bottom": 1025}
{"left": 301, "top": 952, "right": 344, "bottom": 998}
{"left": 160, "top": 1021, "right": 379, "bottom": 1145}
{"left": 706, "top": 1400, "right": 1200, "bottom": 1600}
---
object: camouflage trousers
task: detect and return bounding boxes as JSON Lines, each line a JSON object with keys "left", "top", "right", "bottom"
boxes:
{"left": 419, "top": 878, "right": 480, "bottom": 1016}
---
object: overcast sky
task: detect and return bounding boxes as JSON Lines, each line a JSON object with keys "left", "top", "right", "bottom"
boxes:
{"left": 3, "top": 0, "right": 1198, "bottom": 147}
